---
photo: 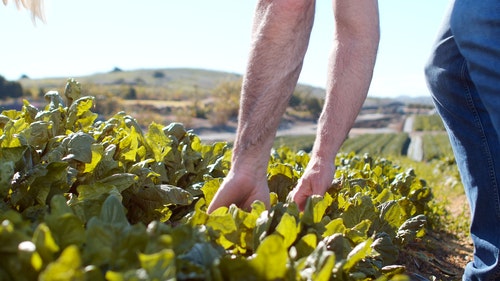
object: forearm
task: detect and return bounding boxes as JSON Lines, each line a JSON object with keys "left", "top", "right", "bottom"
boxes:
{"left": 311, "top": 0, "right": 380, "bottom": 161}
{"left": 232, "top": 0, "right": 316, "bottom": 170}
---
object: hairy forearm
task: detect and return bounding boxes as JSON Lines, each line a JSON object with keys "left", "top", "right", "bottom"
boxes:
{"left": 232, "top": 0, "right": 316, "bottom": 169}
{"left": 311, "top": 0, "right": 380, "bottom": 160}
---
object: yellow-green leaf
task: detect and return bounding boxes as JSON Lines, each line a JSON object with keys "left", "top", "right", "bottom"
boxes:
{"left": 249, "top": 234, "right": 288, "bottom": 280}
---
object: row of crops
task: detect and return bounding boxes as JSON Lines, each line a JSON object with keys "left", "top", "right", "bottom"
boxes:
{"left": 0, "top": 79, "right": 440, "bottom": 280}
{"left": 340, "top": 134, "right": 410, "bottom": 158}
{"left": 275, "top": 116, "right": 452, "bottom": 162}
{"left": 420, "top": 134, "right": 454, "bottom": 161}
{"left": 412, "top": 114, "right": 446, "bottom": 132}
{"left": 339, "top": 132, "right": 452, "bottom": 162}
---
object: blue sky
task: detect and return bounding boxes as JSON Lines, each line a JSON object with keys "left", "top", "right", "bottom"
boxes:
{"left": 0, "top": 0, "right": 450, "bottom": 97}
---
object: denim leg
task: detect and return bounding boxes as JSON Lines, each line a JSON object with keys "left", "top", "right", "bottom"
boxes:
{"left": 425, "top": 1, "right": 500, "bottom": 280}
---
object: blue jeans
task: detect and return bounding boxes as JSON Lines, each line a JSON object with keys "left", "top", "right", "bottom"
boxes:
{"left": 425, "top": 1, "right": 500, "bottom": 280}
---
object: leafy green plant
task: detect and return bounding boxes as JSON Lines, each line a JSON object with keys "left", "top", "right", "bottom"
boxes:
{"left": 0, "top": 79, "right": 438, "bottom": 280}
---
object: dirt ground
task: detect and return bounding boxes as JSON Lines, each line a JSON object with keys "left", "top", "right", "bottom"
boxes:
{"left": 399, "top": 230, "right": 472, "bottom": 280}
{"left": 398, "top": 192, "right": 473, "bottom": 281}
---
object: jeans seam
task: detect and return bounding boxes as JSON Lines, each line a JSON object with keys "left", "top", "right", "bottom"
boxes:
{"left": 460, "top": 60, "right": 500, "bottom": 220}
{"left": 460, "top": 59, "right": 500, "bottom": 281}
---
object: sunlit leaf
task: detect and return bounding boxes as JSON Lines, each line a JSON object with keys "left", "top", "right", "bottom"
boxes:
{"left": 295, "top": 233, "right": 318, "bottom": 258}
{"left": 343, "top": 238, "right": 374, "bottom": 272}
{"left": 33, "top": 223, "right": 60, "bottom": 264}
{"left": 38, "top": 245, "right": 83, "bottom": 281}
{"left": 323, "top": 218, "right": 347, "bottom": 238}
{"left": 275, "top": 212, "right": 299, "bottom": 248}
{"left": 139, "top": 249, "right": 176, "bottom": 281}
{"left": 249, "top": 234, "right": 288, "bottom": 280}
{"left": 201, "top": 177, "right": 223, "bottom": 206}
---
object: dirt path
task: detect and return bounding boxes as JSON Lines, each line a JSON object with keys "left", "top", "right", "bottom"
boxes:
{"left": 195, "top": 121, "right": 319, "bottom": 143}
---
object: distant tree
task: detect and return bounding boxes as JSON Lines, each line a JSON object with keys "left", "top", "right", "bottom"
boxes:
{"left": 289, "top": 91, "right": 303, "bottom": 108}
{"left": 111, "top": 67, "right": 123, "bottom": 73}
{"left": 0, "top": 75, "right": 23, "bottom": 99}
{"left": 305, "top": 96, "right": 322, "bottom": 119}
{"left": 124, "top": 86, "right": 137, "bottom": 99}
{"left": 153, "top": 71, "right": 165, "bottom": 79}
{"left": 19, "top": 74, "right": 30, "bottom": 79}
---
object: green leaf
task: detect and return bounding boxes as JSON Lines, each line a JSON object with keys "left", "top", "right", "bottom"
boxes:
{"left": 0, "top": 217, "right": 31, "bottom": 254}
{"left": 376, "top": 200, "right": 408, "bottom": 238}
{"left": 219, "top": 255, "right": 257, "bottom": 281}
{"left": 323, "top": 233, "right": 352, "bottom": 260}
{"left": 179, "top": 242, "right": 222, "bottom": 270}
{"left": 30, "top": 161, "right": 70, "bottom": 205}
{"left": 268, "top": 163, "right": 296, "bottom": 202}
{"left": 275, "top": 212, "right": 299, "bottom": 248}
{"left": 45, "top": 195, "right": 85, "bottom": 249}
{"left": 146, "top": 122, "right": 173, "bottom": 162}
{"left": 99, "top": 193, "right": 129, "bottom": 227}
{"left": 17, "top": 240, "right": 43, "bottom": 278}
{"left": 118, "top": 125, "right": 144, "bottom": 162}
{"left": 139, "top": 249, "right": 176, "bottom": 281}
{"left": 299, "top": 242, "right": 335, "bottom": 281}
{"left": 43, "top": 90, "right": 64, "bottom": 111}
{"left": 201, "top": 177, "right": 222, "bottom": 206}
{"left": 124, "top": 184, "right": 192, "bottom": 224}
{"left": 323, "top": 218, "right": 347, "bottom": 238}
{"left": 39, "top": 245, "right": 83, "bottom": 281}
{"left": 163, "top": 122, "right": 187, "bottom": 142}
{"left": 206, "top": 209, "right": 238, "bottom": 249}
{"left": 395, "top": 215, "right": 427, "bottom": 246}
{"left": 218, "top": 205, "right": 261, "bottom": 254}
{"left": 340, "top": 193, "right": 378, "bottom": 228}
{"left": 64, "top": 78, "right": 82, "bottom": 105}
{"left": 0, "top": 160, "right": 15, "bottom": 198}
{"left": 83, "top": 194, "right": 148, "bottom": 268}
{"left": 372, "top": 233, "right": 399, "bottom": 265}
{"left": 343, "top": 238, "right": 374, "bottom": 272}
{"left": 76, "top": 184, "right": 118, "bottom": 201}
{"left": 301, "top": 193, "right": 333, "bottom": 225}
{"left": 1, "top": 118, "right": 28, "bottom": 147}
{"left": 23, "top": 121, "right": 52, "bottom": 150}
{"left": 33, "top": 223, "right": 60, "bottom": 264}
{"left": 66, "top": 96, "right": 97, "bottom": 131}
{"left": 294, "top": 233, "right": 318, "bottom": 258}
{"left": 346, "top": 219, "right": 372, "bottom": 244}
{"left": 97, "top": 173, "right": 137, "bottom": 191}
{"left": 249, "top": 234, "right": 288, "bottom": 280}
{"left": 83, "top": 143, "right": 104, "bottom": 173}
{"left": 63, "top": 132, "right": 95, "bottom": 163}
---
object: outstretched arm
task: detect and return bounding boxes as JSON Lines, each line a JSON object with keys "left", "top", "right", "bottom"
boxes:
{"left": 290, "top": 0, "right": 380, "bottom": 210}
{"left": 207, "top": 0, "right": 316, "bottom": 213}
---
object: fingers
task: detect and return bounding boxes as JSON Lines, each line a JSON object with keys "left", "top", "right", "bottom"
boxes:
{"left": 206, "top": 172, "right": 271, "bottom": 213}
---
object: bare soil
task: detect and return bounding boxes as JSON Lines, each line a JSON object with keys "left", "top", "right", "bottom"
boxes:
{"left": 400, "top": 193, "right": 473, "bottom": 281}
{"left": 400, "top": 232, "right": 472, "bottom": 280}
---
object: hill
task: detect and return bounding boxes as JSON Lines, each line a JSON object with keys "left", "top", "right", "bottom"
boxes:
{"left": 18, "top": 67, "right": 327, "bottom": 99}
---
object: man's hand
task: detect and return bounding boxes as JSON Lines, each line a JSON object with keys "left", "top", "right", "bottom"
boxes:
{"left": 289, "top": 157, "right": 335, "bottom": 210}
{"left": 207, "top": 169, "right": 271, "bottom": 213}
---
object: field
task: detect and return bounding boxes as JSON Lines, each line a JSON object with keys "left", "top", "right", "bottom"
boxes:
{"left": 0, "top": 72, "right": 472, "bottom": 280}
